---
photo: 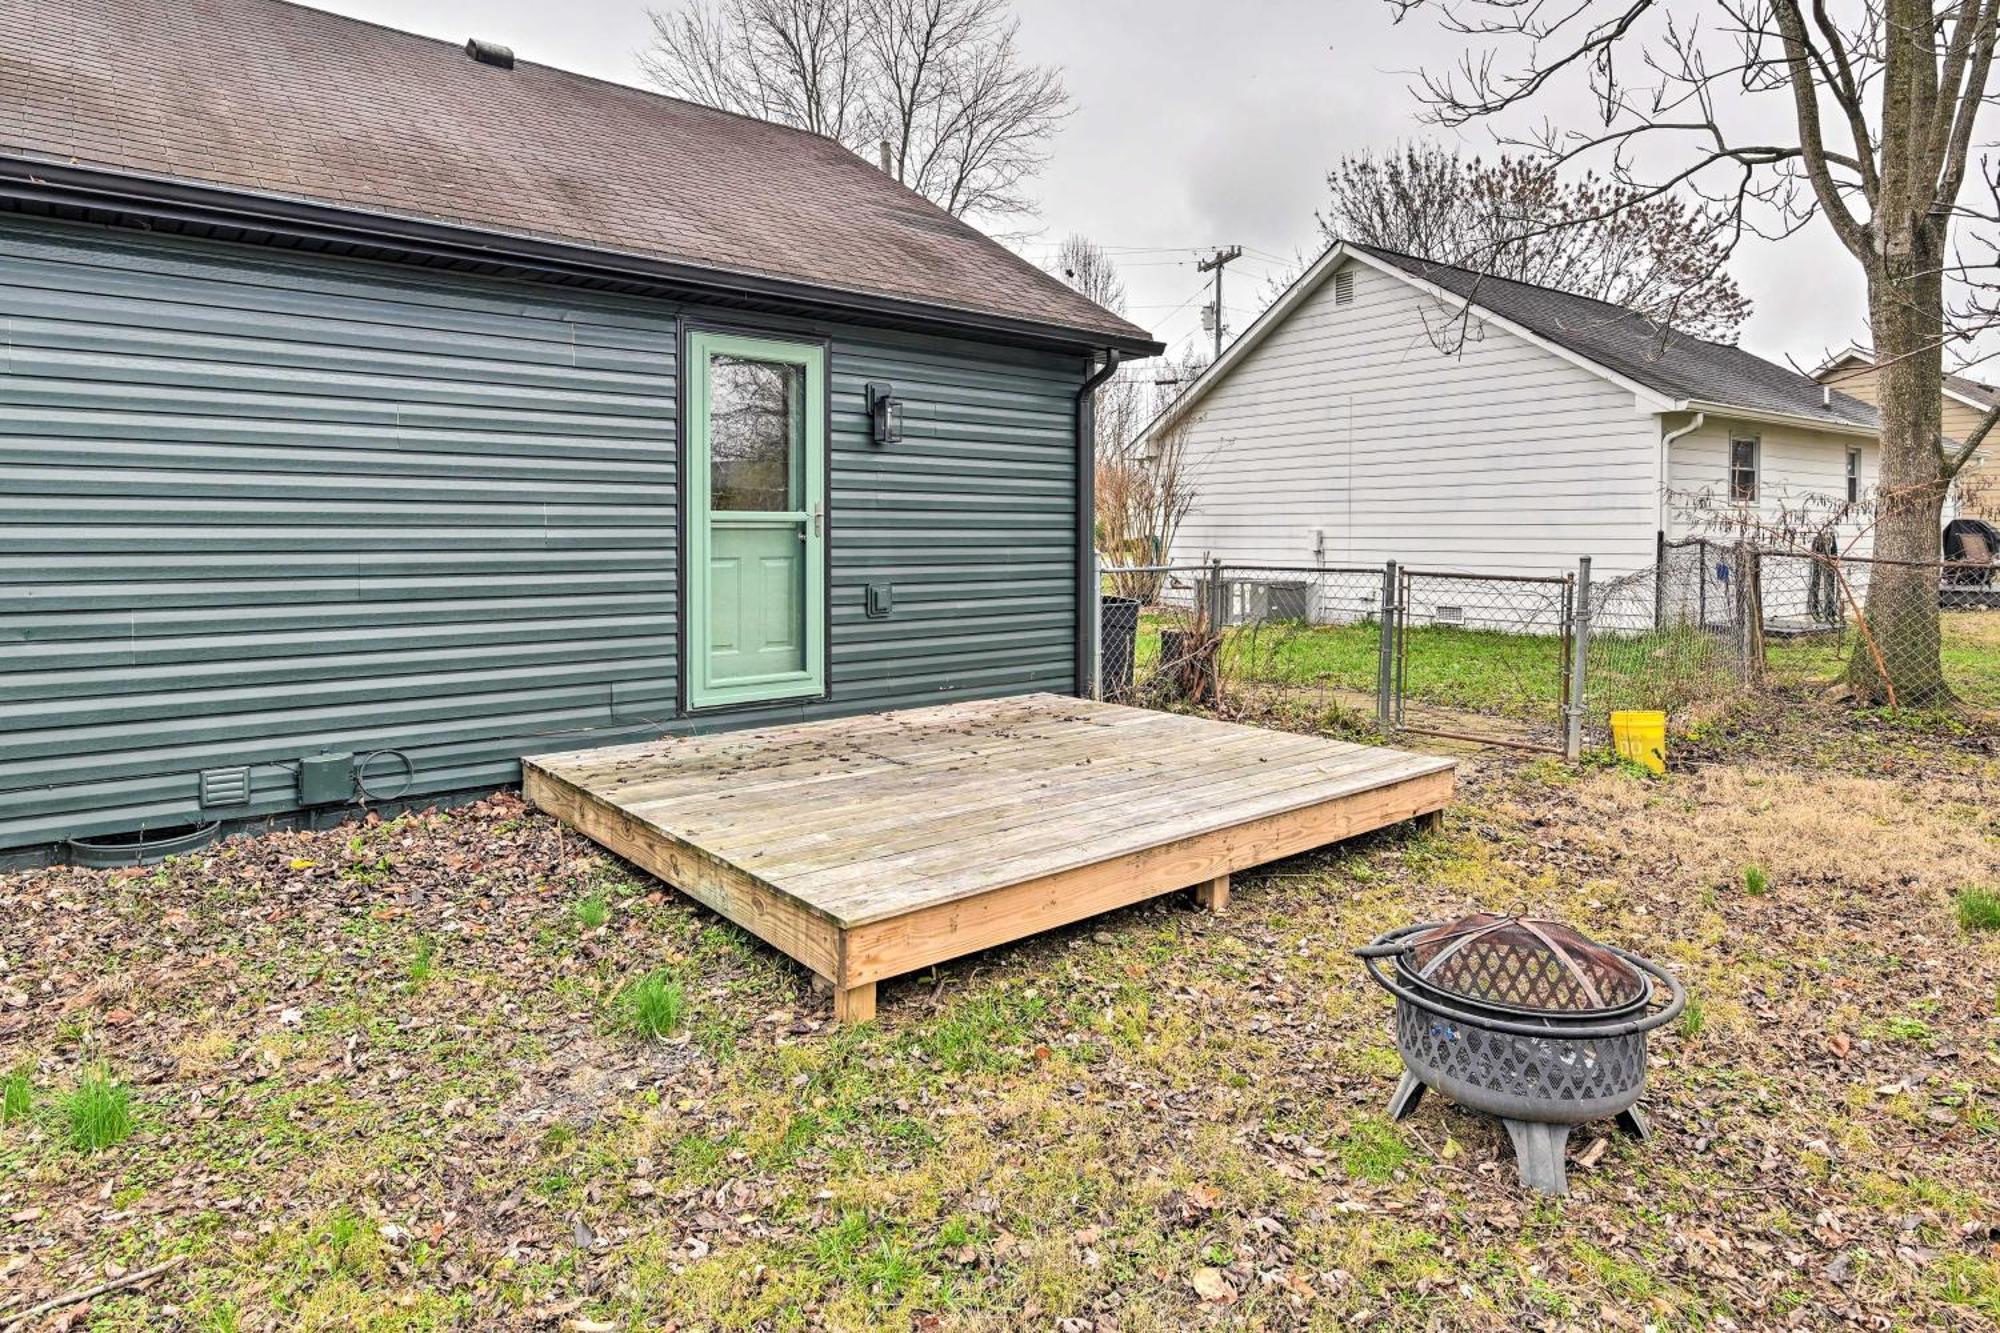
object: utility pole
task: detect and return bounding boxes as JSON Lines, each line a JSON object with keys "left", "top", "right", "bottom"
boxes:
{"left": 1196, "top": 245, "right": 1243, "bottom": 361}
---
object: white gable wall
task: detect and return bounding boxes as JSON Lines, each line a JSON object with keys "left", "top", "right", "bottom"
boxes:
{"left": 1163, "top": 258, "right": 1663, "bottom": 579}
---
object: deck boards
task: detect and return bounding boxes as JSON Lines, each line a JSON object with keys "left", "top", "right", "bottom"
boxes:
{"left": 524, "top": 693, "right": 1453, "bottom": 1018}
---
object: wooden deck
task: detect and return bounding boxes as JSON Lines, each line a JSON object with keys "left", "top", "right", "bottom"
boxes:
{"left": 523, "top": 693, "right": 1454, "bottom": 1022}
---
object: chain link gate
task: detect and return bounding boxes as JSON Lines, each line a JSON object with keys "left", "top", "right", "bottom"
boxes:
{"left": 1390, "top": 565, "right": 1584, "bottom": 754}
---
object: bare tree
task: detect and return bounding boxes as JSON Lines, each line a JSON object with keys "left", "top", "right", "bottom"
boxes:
{"left": 1387, "top": 0, "right": 2000, "bottom": 706}
{"left": 1096, "top": 415, "right": 1198, "bottom": 602}
{"left": 641, "top": 0, "right": 862, "bottom": 138}
{"left": 1050, "top": 233, "right": 1128, "bottom": 315}
{"left": 642, "top": 0, "right": 1070, "bottom": 220}
{"left": 1322, "top": 145, "right": 1753, "bottom": 341}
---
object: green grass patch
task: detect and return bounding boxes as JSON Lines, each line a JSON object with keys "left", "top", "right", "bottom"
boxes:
{"left": 1956, "top": 888, "right": 2000, "bottom": 933}
{"left": 2, "top": 1067, "right": 32, "bottom": 1124}
{"left": 1678, "top": 994, "right": 1706, "bottom": 1040}
{"left": 914, "top": 987, "right": 1049, "bottom": 1075}
{"left": 615, "top": 969, "right": 687, "bottom": 1039}
{"left": 406, "top": 934, "right": 440, "bottom": 986}
{"left": 1337, "top": 1115, "right": 1412, "bottom": 1182}
{"left": 1134, "top": 607, "right": 2000, "bottom": 725}
{"left": 812, "top": 1211, "right": 928, "bottom": 1303}
{"left": 575, "top": 891, "right": 611, "bottom": 931}
{"left": 64, "top": 1068, "right": 133, "bottom": 1152}
{"left": 1742, "top": 863, "right": 1770, "bottom": 896}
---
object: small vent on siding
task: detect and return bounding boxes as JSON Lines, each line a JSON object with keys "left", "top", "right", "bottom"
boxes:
{"left": 1433, "top": 604, "right": 1465, "bottom": 626}
{"left": 199, "top": 766, "right": 251, "bottom": 808}
{"left": 1333, "top": 270, "right": 1355, "bottom": 306}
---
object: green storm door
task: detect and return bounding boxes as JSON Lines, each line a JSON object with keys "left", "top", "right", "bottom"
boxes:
{"left": 686, "top": 331, "right": 826, "bottom": 709}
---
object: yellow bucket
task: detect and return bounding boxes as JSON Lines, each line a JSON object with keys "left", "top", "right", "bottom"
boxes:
{"left": 1609, "top": 710, "right": 1668, "bottom": 774}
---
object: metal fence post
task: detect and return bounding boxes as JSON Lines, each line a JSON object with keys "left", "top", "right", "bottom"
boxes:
{"left": 1376, "top": 560, "right": 1398, "bottom": 729}
{"left": 1564, "top": 556, "right": 1592, "bottom": 761}
{"left": 1088, "top": 547, "right": 1103, "bottom": 701}
{"left": 1206, "top": 556, "right": 1226, "bottom": 632}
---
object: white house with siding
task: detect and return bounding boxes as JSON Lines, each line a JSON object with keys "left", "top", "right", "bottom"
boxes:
{"left": 1141, "top": 243, "right": 1881, "bottom": 594}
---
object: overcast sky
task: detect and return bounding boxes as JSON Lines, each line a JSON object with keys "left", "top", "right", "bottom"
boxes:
{"left": 305, "top": 0, "right": 1868, "bottom": 371}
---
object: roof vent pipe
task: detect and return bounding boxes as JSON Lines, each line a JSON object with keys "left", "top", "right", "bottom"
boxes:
{"left": 466, "top": 38, "right": 515, "bottom": 69}
{"left": 1822, "top": 384, "right": 1831, "bottom": 408}
{"left": 878, "top": 139, "right": 892, "bottom": 173}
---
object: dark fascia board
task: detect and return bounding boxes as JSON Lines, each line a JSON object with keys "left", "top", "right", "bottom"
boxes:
{"left": 0, "top": 156, "right": 1164, "bottom": 358}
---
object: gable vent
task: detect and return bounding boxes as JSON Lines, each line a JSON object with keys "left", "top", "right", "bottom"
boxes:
{"left": 1333, "top": 270, "right": 1355, "bottom": 306}
{"left": 466, "top": 38, "right": 515, "bottom": 69}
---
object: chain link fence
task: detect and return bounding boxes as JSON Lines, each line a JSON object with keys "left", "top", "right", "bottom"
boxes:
{"left": 1098, "top": 559, "right": 1582, "bottom": 752}
{"left": 1097, "top": 562, "right": 1390, "bottom": 714}
{"left": 1580, "top": 539, "right": 1999, "bottom": 728}
{"left": 1102, "top": 540, "right": 1998, "bottom": 756}
{"left": 1754, "top": 551, "right": 1998, "bottom": 710}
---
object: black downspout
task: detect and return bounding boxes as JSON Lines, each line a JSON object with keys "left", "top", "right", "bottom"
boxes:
{"left": 1074, "top": 350, "right": 1122, "bottom": 697}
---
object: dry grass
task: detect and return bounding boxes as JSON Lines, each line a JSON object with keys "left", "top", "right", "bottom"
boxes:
{"left": 0, "top": 715, "right": 1996, "bottom": 1330}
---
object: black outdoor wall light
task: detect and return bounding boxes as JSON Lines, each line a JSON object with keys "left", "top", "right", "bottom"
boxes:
{"left": 866, "top": 382, "right": 904, "bottom": 445}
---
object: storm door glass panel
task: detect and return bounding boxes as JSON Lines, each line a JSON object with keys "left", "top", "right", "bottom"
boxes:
{"left": 709, "top": 355, "right": 804, "bottom": 513}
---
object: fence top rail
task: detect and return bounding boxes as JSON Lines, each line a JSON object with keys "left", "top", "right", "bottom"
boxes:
{"left": 1212, "top": 563, "right": 1386, "bottom": 576}
{"left": 1400, "top": 566, "right": 1576, "bottom": 586}
{"left": 1756, "top": 550, "right": 1992, "bottom": 572}
{"left": 1100, "top": 562, "right": 1388, "bottom": 577}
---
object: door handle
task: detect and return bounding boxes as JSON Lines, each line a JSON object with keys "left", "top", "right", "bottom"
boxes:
{"left": 812, "top": 501, "right": 825, "bottom": 538}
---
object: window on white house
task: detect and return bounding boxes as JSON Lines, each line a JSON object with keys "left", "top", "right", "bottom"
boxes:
{"left": 1729, "top": 436, "right": 1759, "bottom": 502}
{"left": 1846, "top": 447, "right": 1862, "bottom": 504}
{"left": 1333, "top": 271, "right": 1355, "bottom": 306}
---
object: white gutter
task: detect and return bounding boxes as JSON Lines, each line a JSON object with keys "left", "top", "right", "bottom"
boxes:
{"left": 1657, "top": 411, "right": 1706, "bottom": 540}
{"left": 1676, "top": 399, "right": 1879, "bottom": 439}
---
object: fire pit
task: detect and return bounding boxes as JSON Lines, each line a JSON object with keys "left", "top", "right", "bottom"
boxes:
{"left": 1357, "top": 913, "right": 1686, "bottom": 1195}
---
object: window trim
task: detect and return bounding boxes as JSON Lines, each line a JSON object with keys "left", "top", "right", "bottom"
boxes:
{"left": 1845, "top": 446, "right": 1862, "bottom": 504}
{"left": 1728, "top": 435, "right": 1760, "bottom": 503}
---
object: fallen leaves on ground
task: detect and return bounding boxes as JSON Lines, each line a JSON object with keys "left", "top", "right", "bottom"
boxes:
{"left": 0, "top": 698, "right": 1996, "bottom": 1330}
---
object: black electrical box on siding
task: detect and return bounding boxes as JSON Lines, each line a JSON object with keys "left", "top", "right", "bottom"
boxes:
{"left": 299, "top": 754, "right": 355, "bottom": 806}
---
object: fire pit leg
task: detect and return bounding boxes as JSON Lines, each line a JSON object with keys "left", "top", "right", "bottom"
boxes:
{"left": 1501, "top": 1119, "right": 1574, "bottom": 1196}
{"left": 1615, "top": 1106, "right": 1652, "bottom": 1141}
{"left": 1386, "top": 1071, "right": 1426, "bottom": 1121}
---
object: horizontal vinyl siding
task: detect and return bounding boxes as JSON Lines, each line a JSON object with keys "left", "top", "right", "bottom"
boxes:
{"left": 1666, "top": 415, "right": 1877, "bottom": 554}
{"left": 816, "top": 332, "right": 1079, "bottom": 710}
{"left": 1167, "top": 259, "right": 1661, "bottom": 576}
{"left": 0, "top": 218, "right": 1082, "bottom": 852}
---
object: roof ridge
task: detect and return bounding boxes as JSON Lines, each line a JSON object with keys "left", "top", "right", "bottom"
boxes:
{"left": 262, "top": 0, "right": 860, "bottom": 152}
{"left": 1350, "top": 240, "right": 1756, "bottom": 356}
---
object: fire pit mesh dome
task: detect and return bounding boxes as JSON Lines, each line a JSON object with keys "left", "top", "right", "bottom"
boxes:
{"left": 1404, "top": 913, "right": 1645, "bottom": 1014}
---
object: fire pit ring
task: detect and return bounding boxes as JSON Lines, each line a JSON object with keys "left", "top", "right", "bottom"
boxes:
{"left": 1358, "top": 915, "right": 1686, "bottom": 1195}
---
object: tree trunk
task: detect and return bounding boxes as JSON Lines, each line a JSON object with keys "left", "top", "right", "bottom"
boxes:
{"left": 1848, "top": 238, "right": 1951, "bottom": 705}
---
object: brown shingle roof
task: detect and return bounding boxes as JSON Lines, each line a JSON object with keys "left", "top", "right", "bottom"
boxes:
{"left": 0, "top": 0, "right": 1153, "bottom": 348}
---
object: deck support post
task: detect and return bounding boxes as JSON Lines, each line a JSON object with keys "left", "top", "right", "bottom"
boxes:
{"left": 1416, "top": 809, "right": 1444, "bottom": 834}
{"left": 1194, "top": 873, "right": 1230, "bottom": 914}
{"left": 832, "top": 981, "right": 876, "bottom": 1025}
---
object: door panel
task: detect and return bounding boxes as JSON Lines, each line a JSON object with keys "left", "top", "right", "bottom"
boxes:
{"left": 706, "top": 525, "right": 805, "bottom": 680}
{"left": 686, "top": 331, "right": 825, "bottom": 709}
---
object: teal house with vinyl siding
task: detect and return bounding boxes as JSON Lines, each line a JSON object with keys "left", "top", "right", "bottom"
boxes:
{"left": 0, "top": 0, "right": 1156, "bottom": 865}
